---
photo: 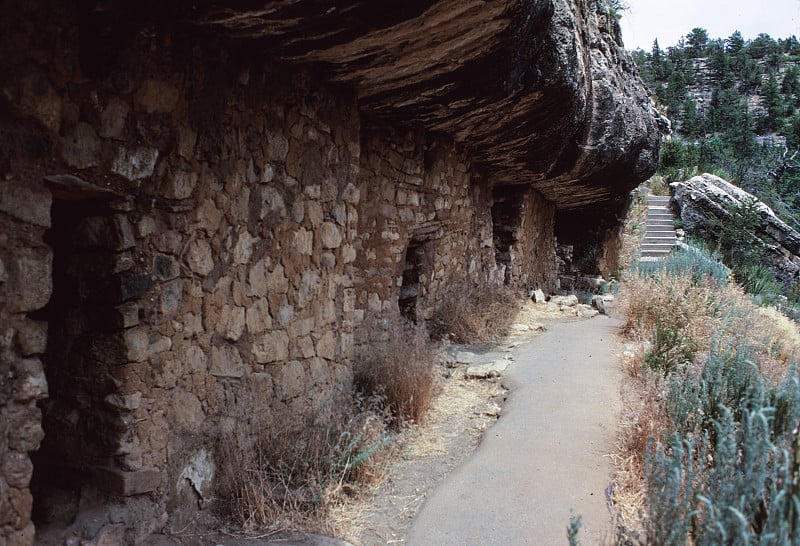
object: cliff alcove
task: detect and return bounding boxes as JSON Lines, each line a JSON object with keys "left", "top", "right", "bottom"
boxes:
{"left": 0, "top": 0, "right": 661, "bottom": 543}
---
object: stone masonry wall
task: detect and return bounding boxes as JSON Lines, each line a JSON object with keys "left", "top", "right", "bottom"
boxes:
{"left": 353, "top": 128, "right": 500, "bottom": 332}
{"left": 0, "top": 31, "right": 363, "bottom": 542}
{"left": 492, "top": 186, "right": 558, "bottom": 292}
{"left": 0, "top": 165, "right": 52, "bottom": 546}
{"left": 0, "top": 6, "right": 560, "bottom": 544}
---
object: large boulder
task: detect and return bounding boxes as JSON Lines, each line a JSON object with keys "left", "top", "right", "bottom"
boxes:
{"left": 671, "top": 173, "right": 800, "bottom": 287}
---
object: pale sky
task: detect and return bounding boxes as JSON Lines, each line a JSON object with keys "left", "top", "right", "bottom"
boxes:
{"left": 620, "top": 0, "right": 800, "bottom": 51}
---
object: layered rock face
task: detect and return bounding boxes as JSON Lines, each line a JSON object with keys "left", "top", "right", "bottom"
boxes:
{"left": 671, "top": 173, "right": 800, "bottom": 287}
{"left": 0, "top": 1, "right": 660, "bottom": 543}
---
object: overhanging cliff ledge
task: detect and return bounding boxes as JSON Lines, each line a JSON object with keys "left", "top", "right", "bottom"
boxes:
{"left": 93, "top": 0, "right": 663, "bottom": 208}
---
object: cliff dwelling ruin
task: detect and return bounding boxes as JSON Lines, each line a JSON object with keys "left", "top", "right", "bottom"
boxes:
{"left": 0, "top": 0, "right": 662, "bottom": 543}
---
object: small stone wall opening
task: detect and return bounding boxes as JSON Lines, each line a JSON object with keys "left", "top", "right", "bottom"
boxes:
{"left": 491, "top": 185, "right": 527, "bottom": 284}
{"left": 29, "top": 191, "right": 134, "bottom": 530}
{"left": 399, "top": 239, "right": 427, "bottom": 322}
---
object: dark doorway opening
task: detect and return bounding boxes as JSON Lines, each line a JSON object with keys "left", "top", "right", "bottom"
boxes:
{"left": 399, "top": 239, "right": 427, "bottom": 322}
{"left": 28, "top": 192, "right": 125, "bottom": 530}
{"left": 491, "top": 185, "right": 527, "bottom": 284}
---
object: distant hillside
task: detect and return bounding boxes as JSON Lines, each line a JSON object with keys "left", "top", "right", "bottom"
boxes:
{"left": 632, "top": 30, "right": 800, "bottom": 226}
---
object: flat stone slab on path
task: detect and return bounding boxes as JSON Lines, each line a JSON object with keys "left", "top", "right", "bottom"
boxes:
{"left": 406, "top": 315, "right": 623, "bottom": 545}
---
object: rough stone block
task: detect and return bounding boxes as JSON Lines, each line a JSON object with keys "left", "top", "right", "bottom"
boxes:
{"left": 13, "top": 68, "right": 62, "bottom": 132}
{"left": 253, "top": 330, "right": 289, "bottom": 364}
{"left": 319, "top": 222, "right": 342, "bottom": 249}
{"left": 88, "top": 271, "right": 150, "bottom": 305}
{"left": 0, "top": 179, "right": 52, "bottom": 227}
{"left": 5, "top": 247, "right": 52, "bottom": 313}
{"left": 217, "top": 305, "right": 245, "bottom": 342}
{"left": 276, "top": 360, "right": 306, "bottom": 400}
{"left": 185, "top": 345, "right": 207, "bottom": 373}
{"left": 134, "top": 79, "right": 180, "bottom": 114}
{"left": 294, "top": 336, "right": 316, "bottom": 359}
{"left": 2, "top": 452, "right": 34, "bottom": 489}
{"left": 210, "top": 345, "right": 245, "bottom": 378}
{"left": 6, "top": 404, "right": 44, "bottom": 452}
{"left": 12, "top": 358, "right": 47, "bottom": 402}
{"left": 245, "top": 298, "right": 272, "bottom": 334}
{"left": 73, "top": 215, "right": 135, "bottom": 251}
{"left": 153, "top": 254, "right": 179, "bottom": 281}
{"left": 124, "top": 328, "right": 150, "bottom": 362}
{"left": 265, "top": 263, "right": 289, "bottom": 293}
{"left": 342, "top": 182, "right": 360, "bottom": 204}
{"left": 233, "top": 230, "right": 255, "bottom": 264}
{"left": 13, "top": 320, "right": 47, "bottom": 356}
{"left": 194, "top": 199, "right": 222, "bottom": 235}
{"left": 186, "top": 239, "right": 214, "bottom": 276}
{"left": 104, "top": 392, "right": 142, "bottom": 411}
{"left": 296, "top": 270, "right": 320, "bottom": 309}
{"left": 60, "top": 122, "right": 101, "bottom": 169}
{"left": 160, "top": 171, "right": 197, "bottom": 200}
{"left": 100, "top": 98, "right": 129, "bottom": 139}
{"left": 159, "top": 280, "right": 183, "bottom": 317}
{"left": 8, "top": 488, "right": 33, "bottom": 530}
{"left": 176, "top": 126, "right": 197, "bottom": 159}
{"left": 315, "top": 331, "right": 337, "bottom": 360}
{"left": 292, "top": 227, "right": 313, "bottom": 255}
{"left": 90, "top": 467, "right": 162, "bottom": 496}
{"left": 170, "top": 390, "right": 204, "bottom": 433}
{"left": 111, "top": 146, "right": 159, "bottom": 181}
{"left": 287, "top": 316, "right": 314, "bottom": 338}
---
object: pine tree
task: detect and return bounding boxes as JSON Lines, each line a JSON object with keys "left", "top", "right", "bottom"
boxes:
{"left": 682, "top": 99, "right": 702, "bottom": 138}
{"left": 782, "top": 66, "right": 800, "bottom": 98}
{"left": 726, "top": 31, "right": 745, "bottom": 54}
{"left": 686, "top": 27, "right": 709, "bottom": 57}
{"left": 761, "top": 72, "right": 784, "bottom": 132}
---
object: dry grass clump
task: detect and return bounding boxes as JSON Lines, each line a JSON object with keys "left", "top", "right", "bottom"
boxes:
{"left": 216, "top": 395, "right": 394, "bottom": 536}
{"left": 354, "top": 318, "right": 440, "bottom": 424}
{"left": 620, "top": 272, "right": 800, "bottom": 380}
{"left": 430, "top": 281, "right": 522, "bottom": 343}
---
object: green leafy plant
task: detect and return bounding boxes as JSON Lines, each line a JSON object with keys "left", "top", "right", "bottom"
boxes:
{"left": 567, "top": 510, "right": 583, "bottom": 546}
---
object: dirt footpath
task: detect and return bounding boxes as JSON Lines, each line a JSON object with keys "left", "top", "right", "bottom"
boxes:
{"left": 405, "top": 315, "right": 623, "bottom": 545}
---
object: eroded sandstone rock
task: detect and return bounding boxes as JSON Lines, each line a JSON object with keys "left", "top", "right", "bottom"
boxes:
{"left": 671, "top": 173, "right": 800, "bottom": 288}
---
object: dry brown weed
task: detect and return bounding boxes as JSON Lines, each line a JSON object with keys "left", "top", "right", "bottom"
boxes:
{"left": 353, "top": 318, "right": 439, "bottom": 424}
{"left": 430, "top": 281, "right": 522, "bottom": 343}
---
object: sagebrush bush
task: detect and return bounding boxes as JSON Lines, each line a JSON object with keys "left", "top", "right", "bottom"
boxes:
{"left": 353, "top": 317, "right": 439, "bottom": 424}
{"left": 430, "top": 281, "right": 521, "bottom": 343}
{"left": 617, "top": 240, "right": 800, "bottom": 544}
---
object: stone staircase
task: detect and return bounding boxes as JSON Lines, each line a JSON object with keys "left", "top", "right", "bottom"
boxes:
{"left": 641, "top": 195, "right": 678, "bottom": 261}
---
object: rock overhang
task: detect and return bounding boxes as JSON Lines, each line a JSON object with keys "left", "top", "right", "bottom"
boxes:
{"left": 82, "top": 0, "right": 663, "bottom": 209}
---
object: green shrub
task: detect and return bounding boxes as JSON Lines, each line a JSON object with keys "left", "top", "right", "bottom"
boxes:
{"left": 642, "top": 339, "right": 800, "bottom": 544}
{"left": 644, "top": 320, "right": 697, "bottom": 374}
{"left": 636, "top": 241, "right": 730, "bottom": 286}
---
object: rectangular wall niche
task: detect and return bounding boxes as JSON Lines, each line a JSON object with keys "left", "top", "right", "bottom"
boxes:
{"left": 491, "top": 185, "right": 528, "bottom": 285}
{"left": 399, "top": 239, "right": 429, "bottom": 322}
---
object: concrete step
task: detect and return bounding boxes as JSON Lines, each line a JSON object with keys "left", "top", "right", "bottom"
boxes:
{"left": 647, "top": 213, "right": 674, "bottom": 219}
{"left": 647, "top": 219, "right": 675, "bottom": 226}
{"left": 647, "top": 196, "right": 671, "bottom": 203}
{"left": 645, "top": 229, "right": 677, "bottom": 235}
{"left": 641, "top": 249, "right": 674, "bottom": 257}
{"left": 642, "top": 243, "right": 676, "bottom": 250}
